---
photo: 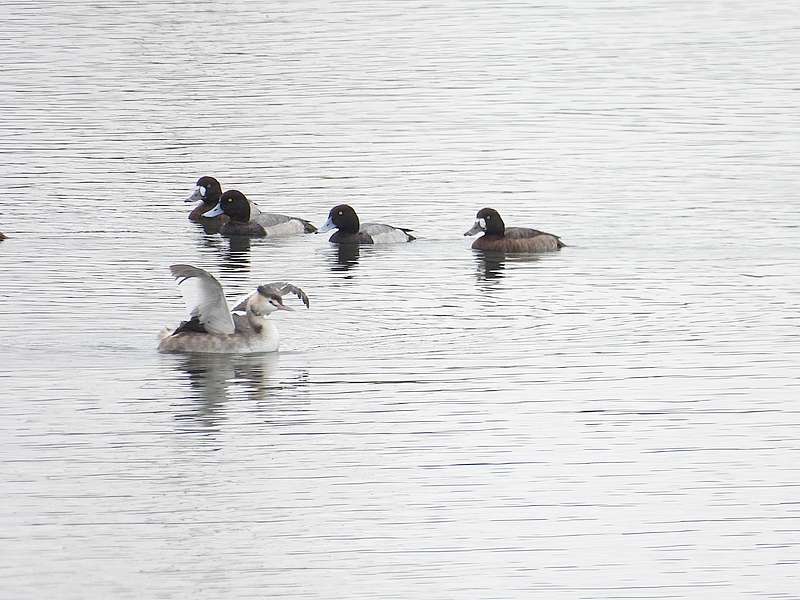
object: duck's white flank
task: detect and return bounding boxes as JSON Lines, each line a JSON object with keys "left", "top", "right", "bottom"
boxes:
{"left": 257, "top": 218, "right": 306, "bottom": 237}
{"left": 362, "top": 223, "right": 413, "bottom": 244}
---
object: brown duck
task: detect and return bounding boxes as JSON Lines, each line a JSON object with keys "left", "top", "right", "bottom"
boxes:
{"left": 464, "top": 208, "right": 564, "bottom": 252}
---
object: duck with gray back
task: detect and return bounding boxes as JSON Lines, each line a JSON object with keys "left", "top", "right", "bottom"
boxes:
{"left": 317, "top": 204, "right": 415, "bottom": 244}
{"left": 157, "top": 264, "right": 310, "bottom": 354}
{"left": 204, "top": 190, "right": 317, "bottom": 237}
{"left": 464, "top": 207, "right": 564, "bottom": 252}
{"left": 185, "top": 176, "right": 224, "bottom": 223}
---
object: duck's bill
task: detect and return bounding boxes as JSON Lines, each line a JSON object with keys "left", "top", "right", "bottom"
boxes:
{"left": 203, "top": 203, "right": 224, "bottom": 218}
{"left": 464, "top": 220, "right": 484, "bottom": 236}
{"left": 315, "top": 216, "right": 336, "bottom": 233}
{"left": 185, "top": 187, "right": 203, "bottom": 203}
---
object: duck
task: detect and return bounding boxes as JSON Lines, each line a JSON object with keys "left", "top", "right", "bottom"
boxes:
{"left": 0, "top": 231, "right": 6, "bottom": 241}
{"left": 464, "top": 208, "right": 564, "bottom": 252}
{"left": 157, "top": 264, "right": 309, "bottom": 354}
{"left": 317, "top": 204, "right": 415, "bottom": 244}
{"left": 185, "top": 176, "right": 225, "bottom": 223}
{"left": 203, "top": 190, "right": 317, "bottom": 237}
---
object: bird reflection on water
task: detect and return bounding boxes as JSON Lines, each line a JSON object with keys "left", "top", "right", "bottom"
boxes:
{"left": 169, "top": 352, "right": 278, "bottom": 433}
{"left": 474, "top": 250, "right": 507, "bottom": 282}
{"left": 327, "top": 243, "right": 361, "bottom": 273}
{"left": 219, "top": 236, "right": 252, "bottom": 273}
{"left": 168, "top": 352, "right": 310, "bottom": 436}
{"left": 192, "top": 229, "right": 253, "bottom": 273}
{"left": 474, "top": 250, "right": 543, "bottom": 288}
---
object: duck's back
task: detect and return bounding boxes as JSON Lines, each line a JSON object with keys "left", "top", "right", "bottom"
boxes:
{"left": 363, "top": 222, "right": 415, "bottom": 244}
{"left": 329, "top": 223, "right": 414, "bottom": 244}
{"left": 217, "top": 202, "right": 315, "bottom": 237}
{"left": 255, "top": 212, "right": 316, "bottom": 235}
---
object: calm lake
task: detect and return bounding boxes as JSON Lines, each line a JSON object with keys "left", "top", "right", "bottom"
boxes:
{"left": 1, "top": 1, "right": 799, "bottom": 598}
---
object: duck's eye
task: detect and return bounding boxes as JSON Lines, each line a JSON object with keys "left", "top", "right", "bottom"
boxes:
{"left": 337, "top": 211, "right": 343, "bottom": 215}
{"left": 485, "top": 214, "right": 491, "bottom": 220}
{"left": 199, "top": 186, "right": 206, "bottom": 196}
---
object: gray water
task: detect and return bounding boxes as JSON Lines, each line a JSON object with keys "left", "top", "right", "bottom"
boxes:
{"left": 2, "top": 1, "right": 799, "bottom": 598}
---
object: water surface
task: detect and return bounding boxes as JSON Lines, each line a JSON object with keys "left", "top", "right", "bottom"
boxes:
{"left": 2, "top": 1, "right": 799, "bottom": 598}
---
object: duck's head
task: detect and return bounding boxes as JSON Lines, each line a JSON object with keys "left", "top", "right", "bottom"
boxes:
{"left": 317, "top": 204, "right": 360, "bottom": 234}
{"left": 185, "top": 176, "right": 222, "bottom": 206}
{"left": 464, "top": 207, "right": 505, "bottom": 236}
{"left": 204, "top": 190, "right": 251, "bottom": 222}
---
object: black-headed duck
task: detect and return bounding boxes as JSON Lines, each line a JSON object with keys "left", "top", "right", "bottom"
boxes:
{"left": 158, "top": 264, "right": 309, "bottom": 354}
{"left": 464, "top": 208, "right": 564, "bottom": 252}
{"left": 204, "top": 190, "right": 317, "bottom": 237}
{"left": 185, "top": 176, "right": 224, "bottom": 223}
{"left": 317, "top": 204, "right": 415, "bottom": 244}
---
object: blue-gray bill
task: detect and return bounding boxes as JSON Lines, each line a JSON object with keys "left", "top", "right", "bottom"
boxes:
{"left": 464, "top": 220, "right": 485, "bottom": 236}
{"left": 203, "top": 204, "right": 224, "bottom": 218}
{"left": 185, "top": 186, "right": 203, "bottom": 203}
{"left": 316, "top": 216, "right": 336, "bottom": 233}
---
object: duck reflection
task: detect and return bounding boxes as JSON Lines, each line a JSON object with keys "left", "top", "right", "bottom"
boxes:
{"left": 192, "top": 229, "right": 253, "bottom": 273}
{"left": 475, "top": 250, "right": 508, "bottom": 281}
{"left": 474, "top": 251, "right": 542, "bottom": 284}
{"left": 219, "top": 235, "right": 252, "bottom": 273}
{"left": 195, "top": 230, "right": 225, "bottom": 251}
{"left": 171, "top": 352, "right": 280, "bottom": 432}
{"left": 327, "top": 243, "right": 361, "bottom": 273}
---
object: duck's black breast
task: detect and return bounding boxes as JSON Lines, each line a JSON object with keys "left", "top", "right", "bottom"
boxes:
{"left": 329, "top": 231, "right": 374, "bottom": 244}
{"left": 221, "top": 220, "right": 267, "bottom": 237}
